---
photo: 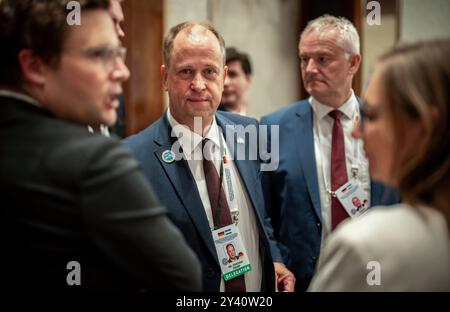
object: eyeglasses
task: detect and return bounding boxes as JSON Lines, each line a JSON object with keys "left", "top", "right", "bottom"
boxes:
{"left": 65, "top": 46, "right": 127, "bottom": 70}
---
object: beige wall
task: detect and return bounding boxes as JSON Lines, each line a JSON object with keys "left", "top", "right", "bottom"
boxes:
{"left": 361, "top": 0, "right": 450, "bottom": 90}
{"left": 210, "top": 0, "right": 301, "bottom": 118}
{"left": 164, "top": 0, "right": 208, "bottom": 31}
{"left": 362, "top": 13, "right": 397, "bottom": 89}
{"left": 400, "top": 0, "right": 450, "bottom": 42}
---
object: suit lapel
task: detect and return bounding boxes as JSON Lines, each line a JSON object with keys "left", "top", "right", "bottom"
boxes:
{"left": 294, "top": 103, "right": 322, "bottom": 221}
{"left": 153, "top": 116, "right": 218, "bottom": 265}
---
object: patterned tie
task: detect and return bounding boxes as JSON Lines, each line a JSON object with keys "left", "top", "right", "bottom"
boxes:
{"left": 202, "top": 139, "right": 246, "bottom": 292}
{"left": 329, "top": 110, "right": 349, "bottom": 229}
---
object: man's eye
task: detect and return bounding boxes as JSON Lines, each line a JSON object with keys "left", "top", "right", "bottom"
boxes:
{"left": 204, "top": 68, "right": 218, "bottom": 78}
{"left": 300, "top": 56, "right": 308, "bottom": 63}
{"left": 318, "top": 57, "right": 328, "bottom": 63}
{"left": 92, "top": 49, "right": 111, "bottom": 59}
{"left": 179, "top": 69, "right": 192, "bottom": 75}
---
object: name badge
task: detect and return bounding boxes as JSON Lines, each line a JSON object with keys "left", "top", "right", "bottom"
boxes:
{"left": 335, "top": 178, "right": 370, "bottom": 218}
{"left": 223, "top": 164, "right": 239, "bottom": 223}
{"left": 212, "top": 223, "right": 252, "bottom": 281}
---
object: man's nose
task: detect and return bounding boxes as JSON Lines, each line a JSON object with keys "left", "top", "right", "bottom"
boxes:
{"left": 305, "top": 58, "right": 318, "bottom": 74}
{"left": 191, "top": 73, "right": 206, "bottom": 91}
{"left": 112, "top": 58, "right": 130, "bottom": 82}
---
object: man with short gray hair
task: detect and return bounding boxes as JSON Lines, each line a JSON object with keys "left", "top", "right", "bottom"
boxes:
{"left": 261, "top": 14, "right": 398, "bottom": 291}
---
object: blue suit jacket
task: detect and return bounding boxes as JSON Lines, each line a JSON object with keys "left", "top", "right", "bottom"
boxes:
{"left": 260, "top": 100, "right": 399, "bottom": 292}
{"left": 123, "top": 111, "right": 276, "bottom": 291}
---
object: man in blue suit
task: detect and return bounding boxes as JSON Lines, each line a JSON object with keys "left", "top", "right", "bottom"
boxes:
{"left": 261, "top": 15, "right": 398, "bottom": 292}
{"left": 124, "top": 21, "right": 295, "bottom": 292}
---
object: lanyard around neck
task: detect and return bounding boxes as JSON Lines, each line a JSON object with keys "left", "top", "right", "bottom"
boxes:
{"left": 313, "top": 98, "right": 362, "bottom": 197}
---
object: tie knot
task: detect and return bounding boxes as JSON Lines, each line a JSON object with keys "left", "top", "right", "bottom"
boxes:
{"left": 329, "top": 110, "right": 343, "bottom": 121}
{"left": 202, "top": 138, "right": 216, "bottom": 161}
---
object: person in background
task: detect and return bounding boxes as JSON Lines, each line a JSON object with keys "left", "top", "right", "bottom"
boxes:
{"left": 0, "top": 0, "right": 201, "bottom": 291}
{"left": 219, "top": 47, "right": 252, "bottom": 116}
{"left": 89, "top": 0, "right": 125, "bottom": 137}
{"left": 309, "top": 39, "right": 450, "bottom": 291}
{"left": 110, "top": 0, "right": 125, "bottom": 39}
{"left": 260, "top": 14, "right": 398, "bottom": 291}
{"left": 108, "top": 0, "right": 127, "bottom": 138}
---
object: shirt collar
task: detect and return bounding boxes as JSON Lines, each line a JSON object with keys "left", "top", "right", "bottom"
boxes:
{"left": 0, "top": 89, "right": 41, "bottom": 108}
{"left": 167, "top": 107, "right": 222, "bottom": 157}
{"left": 310, "top": 90, "right": 357, "bottom": 120}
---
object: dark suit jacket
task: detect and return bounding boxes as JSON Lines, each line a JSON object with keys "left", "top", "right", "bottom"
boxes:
{"left": 123, "top": 111, "right": 277, "bottom": 291}
{"left": 260, "top": 100, "right": 399, "bottom": 292}
{"left": 0, "top": 95, "right": 201, "bottom": 291}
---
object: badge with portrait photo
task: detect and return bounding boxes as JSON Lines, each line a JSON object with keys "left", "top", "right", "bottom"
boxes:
{"left": 211, "top": 223, "right": 252, "bottom": 281}
{"left": 335, "top": 178, "right": 370, "bottom": 218}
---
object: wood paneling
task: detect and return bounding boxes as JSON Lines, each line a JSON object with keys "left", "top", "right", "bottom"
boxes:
{"left": 122, "top": 0, "right": 164, "bottom": 136}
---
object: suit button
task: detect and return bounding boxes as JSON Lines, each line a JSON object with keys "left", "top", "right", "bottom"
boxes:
{"left": 206, "top": 267, "right": 215, "bottom": 277}
{"left": 312, "top": 256, "right": 317, "bottom": 262}
{"left": 316, "top": 222, "right": 321, "bottom": 228}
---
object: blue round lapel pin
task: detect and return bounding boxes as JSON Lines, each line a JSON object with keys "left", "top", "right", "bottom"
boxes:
{"left": 162, "top": 150, "right": 175, "bottom": 164}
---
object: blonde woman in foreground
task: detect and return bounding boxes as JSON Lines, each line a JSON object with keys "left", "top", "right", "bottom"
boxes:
{"left": 308, "top": 39, "right": 450, "bottom": 291}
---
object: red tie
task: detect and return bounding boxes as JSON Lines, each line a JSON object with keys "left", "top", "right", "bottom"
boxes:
{"left": 202, "top": 139, "right": 246, "bottom": 292}
{"left": 329, "top": 110, "right": 349, "bottom": 229}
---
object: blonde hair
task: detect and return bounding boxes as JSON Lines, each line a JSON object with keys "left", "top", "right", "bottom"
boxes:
{"left": 376, "top": 39, "right": 450, "bottom": 226}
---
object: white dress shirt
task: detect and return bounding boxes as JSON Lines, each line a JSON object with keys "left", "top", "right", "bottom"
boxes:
{"left": 310, "top": 91, "right": 371, "bottom": 247}
{"left": 167, "top": 109, "right": 262, "bottom": 291}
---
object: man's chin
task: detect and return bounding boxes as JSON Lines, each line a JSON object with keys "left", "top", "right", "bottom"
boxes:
{"left": 99, "top": 113, "right": 117, "bottom": 128}
{"left": 307, "top": 88, "right": 330, "bottom": 99}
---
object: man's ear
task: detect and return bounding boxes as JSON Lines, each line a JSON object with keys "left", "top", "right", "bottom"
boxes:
{"left": 223, "top": 65, "right": 228, "bottom": 84}
{"left": 348, "top": 53, "right": 361, "bottom": 75}
{"left": 18, "top": 49, "right": 47, "bottom": 86}
{"left": 161, "top": 65, "right": 168, "bottom": 91}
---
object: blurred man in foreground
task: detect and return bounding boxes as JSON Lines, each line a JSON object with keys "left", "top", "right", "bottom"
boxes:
{"left": 0, "top": 0, "right": 201, "bottom": 291}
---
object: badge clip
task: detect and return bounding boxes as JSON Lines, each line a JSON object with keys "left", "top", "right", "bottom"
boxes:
{"left": 351, "top": 165, "right": 359, "bottom": 178}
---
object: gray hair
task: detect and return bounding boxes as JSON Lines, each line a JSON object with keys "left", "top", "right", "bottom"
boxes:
{"left": 163, "top": 21, "right": 226, "bottom": 68}
{"left": 300, "top": 14, "right": 360, "bottom": 56}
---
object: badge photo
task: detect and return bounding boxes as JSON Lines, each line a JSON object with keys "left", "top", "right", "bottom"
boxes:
{"left": 212, "top": 224, "right": 252, "bottom": 281}
{"left": 335, "top": 178, "right": 370, "bottom": 218}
